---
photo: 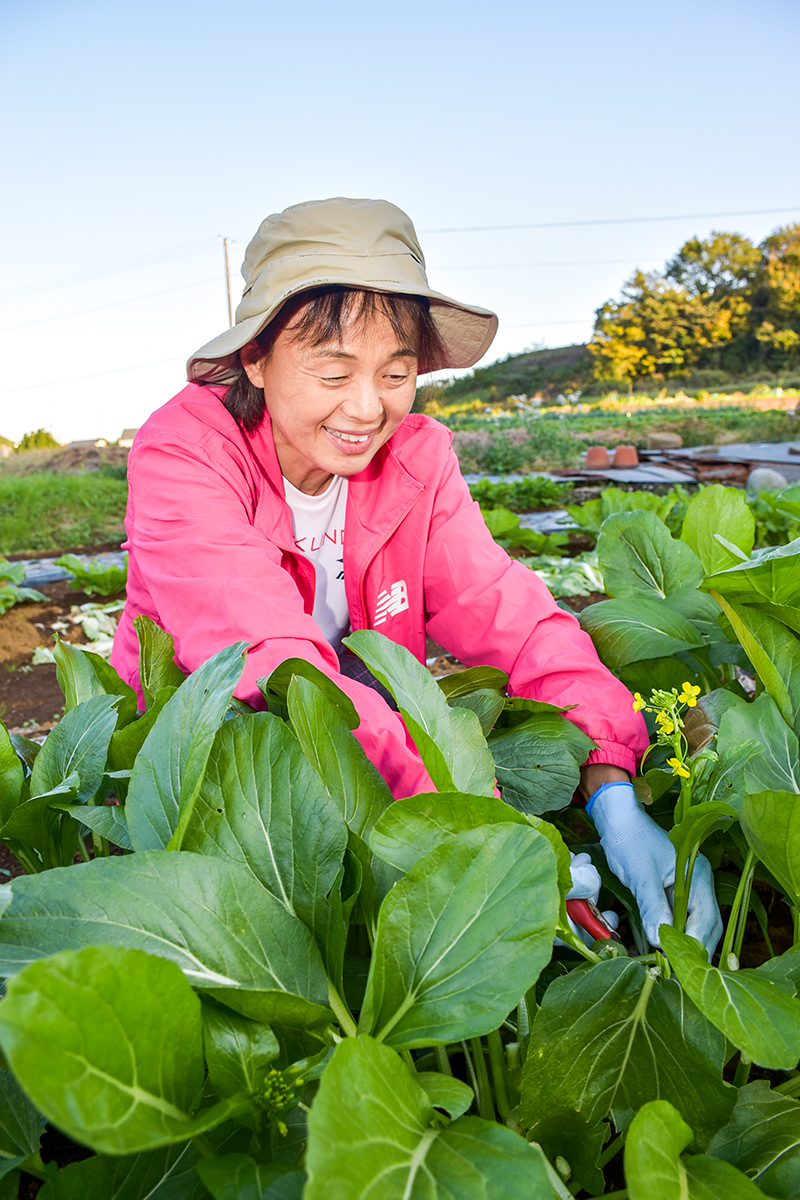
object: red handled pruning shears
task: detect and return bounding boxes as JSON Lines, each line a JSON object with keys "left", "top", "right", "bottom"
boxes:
{"left": 565, "top": 897, "right": 622, "bottom": 943}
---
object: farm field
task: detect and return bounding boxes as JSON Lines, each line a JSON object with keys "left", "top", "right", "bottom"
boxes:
{"left": 1, "top": 403, "right": 800, "bottom": 1197}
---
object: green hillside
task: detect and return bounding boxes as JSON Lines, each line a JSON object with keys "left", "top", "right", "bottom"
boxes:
{"left": 421, "top": 222, "right": 800, "bottom": 409}
{"left": 424, "top": 344, "right": 593, "bottom": 407}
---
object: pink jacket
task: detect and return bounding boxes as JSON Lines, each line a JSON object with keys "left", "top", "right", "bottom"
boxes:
{"left": 111, "top": 384, "right": 648, "bottom": 797}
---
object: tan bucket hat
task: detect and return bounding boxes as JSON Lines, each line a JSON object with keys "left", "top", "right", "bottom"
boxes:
{"left": 187, "top": 197, "right": 498, "bottom": 384}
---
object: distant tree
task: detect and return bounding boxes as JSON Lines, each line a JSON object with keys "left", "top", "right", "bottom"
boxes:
{"left": 665, "top": 231, "right": 761, "bottom": 298}
{"left": 752, "top": 223, "right": 800, "bottom": 361}
{"left": 588, "top": 225, "right": 800, "bottom": 384}
{"left": 589, "top": 268, "right": 737, "bottom": 385}
{"left": 15, "top": 429, "right": 61, "bottom": 452}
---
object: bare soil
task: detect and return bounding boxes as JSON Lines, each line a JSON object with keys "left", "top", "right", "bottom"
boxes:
{"left": 0, "top": 579, "right": 109, "bottom": 736}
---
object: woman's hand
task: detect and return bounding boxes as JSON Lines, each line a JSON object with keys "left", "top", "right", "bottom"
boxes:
{"left": 587, "top": 780, "right": 722, "bottom": 958}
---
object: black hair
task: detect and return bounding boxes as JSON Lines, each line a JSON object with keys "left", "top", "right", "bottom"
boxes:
{"left": 222, "top": 286, "right": 446, "bottom": 433}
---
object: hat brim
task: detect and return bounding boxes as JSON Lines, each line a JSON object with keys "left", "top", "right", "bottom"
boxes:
{"left": 186, "top": 279, "right": 498, "bottom": 385}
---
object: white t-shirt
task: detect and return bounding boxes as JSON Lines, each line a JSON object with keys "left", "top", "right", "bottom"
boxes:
{"left": 283, "top": 475, "right": 350, "bottom": 651}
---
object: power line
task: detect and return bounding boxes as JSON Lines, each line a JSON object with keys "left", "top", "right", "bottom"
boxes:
{"left": 420, "top": 206, "right": 799, "bottom": 234}
{"left": 0, "top": 239, "right": 214, "bottom": 302}
{"left": 5, "top": 206, "right": 796, "bottom": 304}
{"left": 0, "top": 260, "right": 660, "bottom": 335}
{"left": 432, "top": 257, "right": 663, "bottom": 272}
{"left": 2, "top": 356, "right": 185, "bottom": 393}
{"left": 0, "top": 276, "right": 220, "bottom": 335}
{"left": 503, "top": 319, "right": 591, "bottom": 329}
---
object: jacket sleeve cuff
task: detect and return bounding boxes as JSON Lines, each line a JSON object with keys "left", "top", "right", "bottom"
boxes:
{"left": 582, "top": 741, "right": 640, "bottom": 777}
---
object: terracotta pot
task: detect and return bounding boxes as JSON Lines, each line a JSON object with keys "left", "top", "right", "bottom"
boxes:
{"left": 613, "top": 444, "right": 639, "bottom": 467}
{"left": 584, "top": 446, "right": 610, "bottom": 469}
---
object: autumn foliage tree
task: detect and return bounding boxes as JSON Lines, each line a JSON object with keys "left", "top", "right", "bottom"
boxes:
{"left": 589, "top": 224, "right": 800, "bottom": 386}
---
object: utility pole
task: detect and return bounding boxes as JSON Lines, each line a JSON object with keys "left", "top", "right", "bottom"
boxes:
{"left": 218, "top": 236, "right": 234, "bottom": 328}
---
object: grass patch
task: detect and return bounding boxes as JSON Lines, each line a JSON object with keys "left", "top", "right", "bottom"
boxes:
{"left": 0, "top": 472, "right": 127, "bottom": 555}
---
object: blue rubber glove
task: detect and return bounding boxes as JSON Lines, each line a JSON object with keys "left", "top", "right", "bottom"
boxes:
{"left": 567, "top": 851, "right": 602, "bottom": 903}
{"left": 557, "top": 852, "right": 620, "bottom": 947}
{"left": 587, "top": 781, "right": 722, "bottom": 958}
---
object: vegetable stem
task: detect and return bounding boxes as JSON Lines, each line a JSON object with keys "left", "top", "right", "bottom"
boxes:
{"left": 192, "top": 1134, "right": 218, "bottom": 1160}
{"left": 598, "top": 1131, "right": 625, "bottom": 1169}
{"left": 732, "top": 1053, "right": 752, "bottom": 1088}
{"left": 555, "top": 922, "right": 603, "bottom": 963}
{"left": 719, "top": 849, "right": 756, "bottom": 967}
{"left": 468, "top": 1037, "right": 495, "bottom": 1121}
{"left": 773, "top": 1073, "right": 800, "bottom": 1097}
{"left": 486, "top": 1029, "right": 511, "bottom": 1120}
{"left": 434, "top": 1044, "right": 452, "bottom": 1076}
{"left": 19, "top": 1153, "right": 48, "bottom": 1182}
{"left": 326, "top": 981, "right": 358, "bottom": 1038}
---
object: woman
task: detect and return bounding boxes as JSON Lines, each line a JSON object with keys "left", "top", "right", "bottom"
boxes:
{"left": 111, "top": 196, "right": 720, "bottom": 954}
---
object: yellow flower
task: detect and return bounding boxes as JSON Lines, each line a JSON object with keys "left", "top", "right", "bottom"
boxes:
{"left": 678, "top": 682, "right": 701, "bottom": 707}
{"left": 632, "top": 693, "right": 646, "bottom": 711}
{"left": 655, "top": 712, "right": 675, "bottom": 734}
{"left": 668, "top": 756, "right": 691, "bottom": 779}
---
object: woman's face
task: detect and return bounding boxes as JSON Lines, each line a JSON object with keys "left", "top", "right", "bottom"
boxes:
{"left": 242, "top": 308, "right": 419, "bottom": 495}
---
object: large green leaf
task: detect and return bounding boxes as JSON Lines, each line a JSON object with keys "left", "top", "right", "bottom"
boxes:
{"left": 184, "top": 712, "right": 348, "bottom": 976}
{"left": 343, "top": 630, "right": 496, "bottom": 796}
{"left": 202, "top": 1002, "right": 279, "bottom": 1103}
{"left": 359, "top": 825, "right": 558, "bottom": 1049}
{"left": 437, "top": 666, "right": 508, "bottom": 736}
{"left": 285, "top": 676, "right": 393, "bottom": 839}
{"left": 689, "top": 734, "right": 764, "bottom": 811}
{"left": 526, "top": 1109, "right": 608, "bottom": 1197}
{"left": 0, "top": 727, "right": 23, "bottom": 828}
{"left": 199, "top": 1156, "right": 305, "bottom": 1199}
{"left": 126, "top": 642, "right": 247, "bottom": 851}
{"left": 29, "top": 694, "right": 119, "bottom": 803}
{"left": 707, "top": 1080, "right": 800, "bottom": 1198}
{"left": 53, "top": 638, "right": 139, "bottom": 723}
{"left": 750, "top": 600, "right": 800, "bottom": 637}
{"left": 701, "top": 538, "right": 800, "bottom": 607}
{"left": 62, "top": 800, "right": 132, "bottom": 850}
{"left": 718, "top": 695, "right": 800, "bottom": 795}
{"left": 489, "top": 712, "right": 594, "bottom": 814}
{"left": 106, "top": 686, "right": 177, "bottom": 781}
{"left": 38, "top": 1142, "right": 208, "bottom": 1200}
{"left": 284, "top": 674, "right": 396, "bottom": 928}
{"left": 660, "top": 926, "right": 800, "bottom": 1069}
{"left": 597, "top": 509, "right": 703, "bottom": 599}
{"left": 0, "top": 852, "right": 331, "bottom": 1029}
{"left": 740, "top": 789, "right": 800, "bottom": 907}
{"left": 261, "top": 656, "right": 359, "bottom": 727}
{"left": 624, "top": 1100, "right": 693, "bottom": 1198}
{"left": 304, "top": 1037, "right": 552, "bottom": 1199}
{"left": 578, "top": 597, "right": 705, "bottom": 670}
{"left": 0, "top": 1067, "right": 43, "bottom": 1181}
{"left": 436, "top": 664, "right": 508, "bottom": 700}
{"left": 134, "top": 615, "right": 188, "bottom": 708}
{"left": 371, "top": 793, "right": 576, "bottom": 947}
{"left": 711, "top": 595, "right": 800, "bottom": 732}
{"left": 0, "top": 946, "right": 249, "bottom": 1155}
{"left": 520, "top": 958, "right": 734, "bottom": 1149}
{"left": 624, "top": 1100, "right": 763, "bottom": 1199}
{"left": 0, "top": 772, "right": 82, "bottom": 873}
{"left": 370, "top": 792, "right": 531, "bottom": 874}
{"left": 680, "top": 485, "right": 755, "bottom": 576}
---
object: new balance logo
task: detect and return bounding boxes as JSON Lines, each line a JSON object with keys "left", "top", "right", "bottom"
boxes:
{"left": 374, "top": 580, "right": 409, "bottom": 625}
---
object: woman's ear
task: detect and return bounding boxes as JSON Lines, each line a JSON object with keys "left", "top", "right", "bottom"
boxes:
{"left": 240, "top": 340, "right": 266, "bottom": 387}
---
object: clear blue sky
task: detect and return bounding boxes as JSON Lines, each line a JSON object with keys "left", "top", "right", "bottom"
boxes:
{"left": 2, "top": 0, "right": 798, "bottom": 444}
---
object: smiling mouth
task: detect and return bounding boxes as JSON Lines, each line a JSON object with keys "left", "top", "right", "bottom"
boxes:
{"left": 324, "top": 427, "right": 374, "bottom": 445}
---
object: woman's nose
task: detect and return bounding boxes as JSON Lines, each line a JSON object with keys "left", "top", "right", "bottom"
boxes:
{"left": 341, "top": 379, "right": 383, "bottom": 423}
